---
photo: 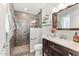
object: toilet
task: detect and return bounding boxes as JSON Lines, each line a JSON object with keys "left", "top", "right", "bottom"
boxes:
{"left": 34, "top": 44, "right": 42, "bottom": 56}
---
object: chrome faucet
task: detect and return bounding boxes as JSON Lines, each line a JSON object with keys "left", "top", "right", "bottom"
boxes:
{"left": 53, "top": 32, "right": 56, "bottom": 37}
{"left": 60, "top": 33, "right": 67, "bottom": 39}
{"left": 51, "top": 32, "right": 56, "bottom": 37}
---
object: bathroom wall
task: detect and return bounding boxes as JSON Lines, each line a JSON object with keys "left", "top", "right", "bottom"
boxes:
{"left": 0, "top": 4, "right": 6, "bottom": 42}
{"left": 0, "top": 4, "right": 6, "bottom": 56}
{"left": 30, "top": 10, "right": 42, "bottom": 28}
{"left": 42, "top": 3, "right": 58, "bottom": 35}
{"left": 35, "top": 10, "right": 42, "bottom": 28}
{"left": 15, "top": 11, "right": 35, "bottom": 46}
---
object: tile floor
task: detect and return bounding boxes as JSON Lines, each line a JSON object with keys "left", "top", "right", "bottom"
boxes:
{"left": 11, "top": 44, "right": 35, "bottom": 56}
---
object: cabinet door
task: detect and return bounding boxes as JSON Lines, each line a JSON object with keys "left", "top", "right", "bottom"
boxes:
{"left": 65, "top": 47, "right": 79, "bottom": 56}
{"left": 47, "top": 45, "right": 63, "bottom": 56}
{"left": 43, "top": 39, "right": 63, "bottom": 56}
{"left": 48, "top": 40, "right": 69, "bottom": 56}
{"left": 43, "top": 39, "right": 48, "bottom": 55}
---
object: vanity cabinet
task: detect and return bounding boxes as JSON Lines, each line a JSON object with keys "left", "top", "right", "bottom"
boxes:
{"left": 43, "top": 38, "right": 79, "bottom": 56}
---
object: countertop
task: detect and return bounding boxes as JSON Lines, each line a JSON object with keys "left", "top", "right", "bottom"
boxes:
{"left": 42, "top": 35, "right": 79, "bottom": 52}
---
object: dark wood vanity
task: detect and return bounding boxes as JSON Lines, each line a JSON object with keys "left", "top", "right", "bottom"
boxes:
{"left": 43, "top": 38, "right": 79, "bottom": 56}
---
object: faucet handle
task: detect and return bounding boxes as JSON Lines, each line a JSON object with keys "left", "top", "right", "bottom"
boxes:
{"left": 60, "top": 33, "right": 67, "bottom": 39}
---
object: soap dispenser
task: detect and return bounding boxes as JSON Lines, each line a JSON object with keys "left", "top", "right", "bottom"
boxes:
{"left": 73, "top": 32, "right": 79, "bottom": 42}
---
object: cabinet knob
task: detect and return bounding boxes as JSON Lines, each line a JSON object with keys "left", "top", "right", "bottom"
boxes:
{"left": 52, "top": 45, "right": 55, "bottom": 48}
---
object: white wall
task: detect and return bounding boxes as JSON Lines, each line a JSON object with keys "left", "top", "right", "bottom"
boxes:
{"left": 0, "top": 4, "right": 7, "bottom": 56}
{"left": 42, "top": 3, "right": 57, "bottom": 35}
{"left": 0, "top": 5, "right": 6, "bottom": 42}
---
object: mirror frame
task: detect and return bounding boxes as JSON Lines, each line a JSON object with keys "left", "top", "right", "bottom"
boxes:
{"left": 52, "top": 3, "right": 79, "bottom": 31}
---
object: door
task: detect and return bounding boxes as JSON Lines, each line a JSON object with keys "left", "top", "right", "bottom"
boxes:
{"left": 16, "top": 19, "right": 30, "bottom": 46}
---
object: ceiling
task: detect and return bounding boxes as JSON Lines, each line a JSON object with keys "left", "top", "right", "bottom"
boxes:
{"left": 13, "top": 3, "right": 48, "bottom": 15}
{"left": 13, "top": 3, "right": 75, "bottom": 15}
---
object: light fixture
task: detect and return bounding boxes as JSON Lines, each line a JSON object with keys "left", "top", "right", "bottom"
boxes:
{"left": 31, "top": 20, "right": 37, "bottom": 24}
{"left": 24, "top": 8, "right": 27, "bottom": 11}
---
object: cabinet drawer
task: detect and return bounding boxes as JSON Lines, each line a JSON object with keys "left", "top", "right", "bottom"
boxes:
{"left": 47, "top": 40, "right": 69, "bottom": 56}
{"left": 65, "top": 48, "right": 79, "bottom": 56}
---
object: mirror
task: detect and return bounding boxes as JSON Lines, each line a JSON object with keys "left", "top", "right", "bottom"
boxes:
{"left": 52, "top": 3, "right": 79, "bottom": 30}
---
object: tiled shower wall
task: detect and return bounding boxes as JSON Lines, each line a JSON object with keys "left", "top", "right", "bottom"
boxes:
{"left": 15, "top": 11, "right": 35, "bottom": 46}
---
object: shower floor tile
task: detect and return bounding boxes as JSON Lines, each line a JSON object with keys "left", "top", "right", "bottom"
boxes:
{"left": 11, "top": 44, "right": 34, "bottom": 56}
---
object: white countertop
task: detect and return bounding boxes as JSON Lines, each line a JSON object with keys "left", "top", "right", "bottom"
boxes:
{"left": 42, "top": 35, "right": 79, "bottom": 52}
